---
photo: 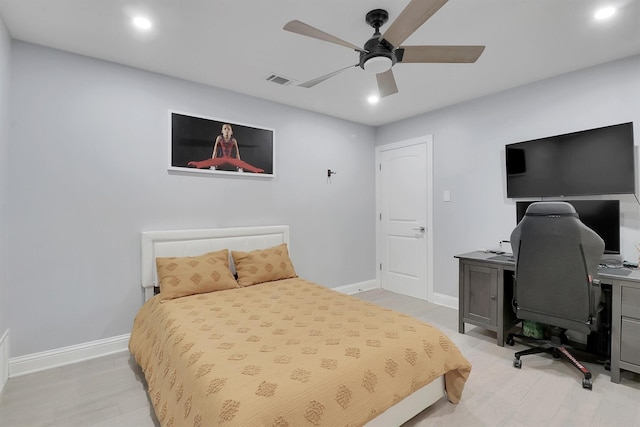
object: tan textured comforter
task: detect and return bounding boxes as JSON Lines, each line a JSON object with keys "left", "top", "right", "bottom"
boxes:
{"left": 129, "top": 278, "right": 471, "bottom": 426}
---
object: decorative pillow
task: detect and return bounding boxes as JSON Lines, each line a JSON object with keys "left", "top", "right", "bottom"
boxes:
{"left": 156, "top": 249, "right": 238, "bottom": 301}
{"left": 232, "top": 243, "right": 297, "bottom": 287}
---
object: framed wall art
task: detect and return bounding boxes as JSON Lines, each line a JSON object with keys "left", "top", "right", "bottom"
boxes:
{"left": 169, "top": 111, "right": 275, "bottom": 177}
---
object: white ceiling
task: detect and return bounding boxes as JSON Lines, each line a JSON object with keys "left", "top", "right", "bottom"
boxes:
{"left": 0, "top": 0, "right": 638, "bottom": 126}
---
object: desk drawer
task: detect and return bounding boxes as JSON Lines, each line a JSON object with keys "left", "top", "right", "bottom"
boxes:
{"left": 622, "top": 286, "right": 640, "bottom": 319}
{"left": 621, "top": 317, "right": 640, "bottom": 365}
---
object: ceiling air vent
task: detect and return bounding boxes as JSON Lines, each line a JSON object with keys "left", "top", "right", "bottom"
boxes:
{"left": 266, "top": 74, "right": 295, "bottom": 86}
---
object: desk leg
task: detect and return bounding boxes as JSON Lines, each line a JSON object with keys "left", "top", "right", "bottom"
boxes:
{"left": 610, "top": 363, "right": 621, "bottom": 383}
{"left": 496, "top": 270, "right": 505, "bottom": 347}
{"left": 610, "top": 281, "right": 622, "bottom": 383}
{"left": 458, "top": 262, "right": 465, "bottom": 335}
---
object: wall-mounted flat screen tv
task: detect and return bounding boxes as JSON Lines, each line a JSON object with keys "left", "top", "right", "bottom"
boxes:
{"left": 516, "top": 200, "right": 620, "bottom": 254}
{"left": 506, "top": 122, "right": 635, "bottom": 198}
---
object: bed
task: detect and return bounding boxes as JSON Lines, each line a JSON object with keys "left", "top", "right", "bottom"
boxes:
{"left": 129, "top": 225, "right": 471, "bottom": 426}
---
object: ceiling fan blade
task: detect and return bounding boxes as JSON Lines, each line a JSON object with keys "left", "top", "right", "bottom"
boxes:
{"left": 382, "top": 0, "right": 449, "bottom": 47}
{"left": 299, "top": 64, "right": 359, "bottom": 88}
{"left": 376, "top": 69, "right": 398, "bottom": 98}
{"left": 399, "top": 45, "right": 485, "bottom": 63}
{"left": 284, "top": 20, "right": 365, "bottom": 52}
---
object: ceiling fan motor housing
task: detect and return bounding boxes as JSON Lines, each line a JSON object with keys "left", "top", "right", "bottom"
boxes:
{"left": 360, "top": 9, "right": 397, "bottom": 73}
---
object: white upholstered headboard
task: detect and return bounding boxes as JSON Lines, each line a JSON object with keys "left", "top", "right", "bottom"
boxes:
{"left": 140, "top": 225, "right": 290, "bottom": 301}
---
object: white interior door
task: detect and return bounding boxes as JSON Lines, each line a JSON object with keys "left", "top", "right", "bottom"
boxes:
{"left": 377, "top": 139, "right": 432, "bottom": 301}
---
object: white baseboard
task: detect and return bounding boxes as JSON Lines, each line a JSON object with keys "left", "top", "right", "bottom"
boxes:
{"left": 9, "top": 333, "right": 130, "bottom": 378}
{"left": 0, "top": 329, "right": 8, "bottom": 394}
{"left": 333, "top": 279, "right": 380, "bottom": 295}
{"left": 4, "top": 281, "right": 449, "bottom": 380}
{"left": 4, "top": 279, "right": 380, "bottom": 378}
{"left": 336, "top": 281, "right": 459, "bottom": 311}
{"left": 432, "top": 292, "right": 458, "bottom": 310}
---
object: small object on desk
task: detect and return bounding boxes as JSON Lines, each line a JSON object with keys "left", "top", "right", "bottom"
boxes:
{"left": 487, "top": 248, "right": 505, "bottom": 254}
{"left": 500, "top": 240, "right": 512, "bottom": 254}
{"left": 599, "top": 263, "right": 624, "bottom": 269}
{"left": 623, "top": 261, "right": 638, "bottom": 268}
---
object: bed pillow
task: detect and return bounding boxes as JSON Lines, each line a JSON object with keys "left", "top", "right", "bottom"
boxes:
{"left": 232, "top": 243, "right": 297, "bottom": 287}
{"left": 156, "top": 249, "right": 238, "bottom": 300}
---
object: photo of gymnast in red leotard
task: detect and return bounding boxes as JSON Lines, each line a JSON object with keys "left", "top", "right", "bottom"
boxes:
{"left": 188, "top": 123, "right": 264, "bottom": 173}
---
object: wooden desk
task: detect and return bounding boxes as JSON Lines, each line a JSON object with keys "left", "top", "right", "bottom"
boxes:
{"left": 455, "top": 251, "right": 640, "bottom": 383}
{"left": 455, "top": 252, "right": 517, "bottom": 348}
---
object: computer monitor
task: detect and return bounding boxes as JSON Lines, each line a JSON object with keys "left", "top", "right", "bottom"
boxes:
{"left": 516, "top": 200, "right": 620, "bottom": 254}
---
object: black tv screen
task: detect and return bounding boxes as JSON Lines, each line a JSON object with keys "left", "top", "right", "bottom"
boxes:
{"left": 516, "top": 200, "right": 620, "bottom": 254}
{"left": 506, "top": 122, "right": 635, "bottom": 198}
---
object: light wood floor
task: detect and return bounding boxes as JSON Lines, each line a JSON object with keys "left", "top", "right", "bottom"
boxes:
{"left": 1, "top": 289, "right": 639, "bottom": 426}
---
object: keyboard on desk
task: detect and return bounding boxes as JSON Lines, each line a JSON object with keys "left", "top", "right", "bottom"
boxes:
{"left": 598, "top": 265, "right": 633, "bottom": 276}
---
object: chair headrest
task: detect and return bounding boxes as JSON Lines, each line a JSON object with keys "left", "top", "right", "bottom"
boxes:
{"left": 524, "top": 201, "right": 578, "bottom": 217}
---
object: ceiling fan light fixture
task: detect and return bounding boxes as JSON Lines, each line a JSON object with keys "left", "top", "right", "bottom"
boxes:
{"left": 363, "top": 56, "right": 392, "bottom": 74}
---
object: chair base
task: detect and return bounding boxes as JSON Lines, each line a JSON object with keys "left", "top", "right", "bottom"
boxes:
{"left": 507, "top": 327, "right": 609, "bottom": 390}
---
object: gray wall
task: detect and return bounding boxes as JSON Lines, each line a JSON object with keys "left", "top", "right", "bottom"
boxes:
{"left": 0, "top": 15, "right": 10, "bottom": 343}
{"left": 376, "top": 55, "right": 640, "bottom": 299}
{"left": 8, "top": 41, "right": 376, "bottom": 357}
{"left": 7, "top": 38, "right": 639, "bottom": 358}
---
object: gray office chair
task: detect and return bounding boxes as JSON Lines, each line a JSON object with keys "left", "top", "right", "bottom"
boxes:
{"left": 507, "top": 201, "right": 605, "bottom": 389}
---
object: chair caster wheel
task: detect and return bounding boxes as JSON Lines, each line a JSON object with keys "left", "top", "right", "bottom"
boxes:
{"left": 604, "top": 361, "right": 611, "bottom": 371}
{"left": 513, "top": 358, "right": 522, "bottom": 369}
{"left": 582, "top": 378, "right": 592, "bottom": 390}
{"left": 506, "top": 336, "right": 515, "bottom": 346}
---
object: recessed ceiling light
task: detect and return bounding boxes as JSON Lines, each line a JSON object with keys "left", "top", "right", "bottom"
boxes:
{"left": 594, "top": 6, "right": 616, "bottom": 20}
{"left": 367, "top": 95, "right": 380, "bottom": 104}
{"left": 133, "top": 16, "right": 152, "bottom": 30}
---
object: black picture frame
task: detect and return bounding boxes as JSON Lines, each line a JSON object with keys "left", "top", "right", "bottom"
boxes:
{"left": 169, "top": 111, "right": 275, "bottom": 177}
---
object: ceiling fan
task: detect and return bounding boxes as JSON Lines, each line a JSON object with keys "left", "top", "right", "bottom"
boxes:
{"left": 283, "top": 0, "right": 485, "bottom": 98}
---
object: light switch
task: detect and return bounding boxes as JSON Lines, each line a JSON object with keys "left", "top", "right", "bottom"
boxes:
{"left": 443, "top": 190, "right": 451, "bottom": 202}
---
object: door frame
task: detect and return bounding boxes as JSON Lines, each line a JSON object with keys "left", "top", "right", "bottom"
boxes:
{"left": 375, "top": 135, "right": 434, "bottom": 301}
